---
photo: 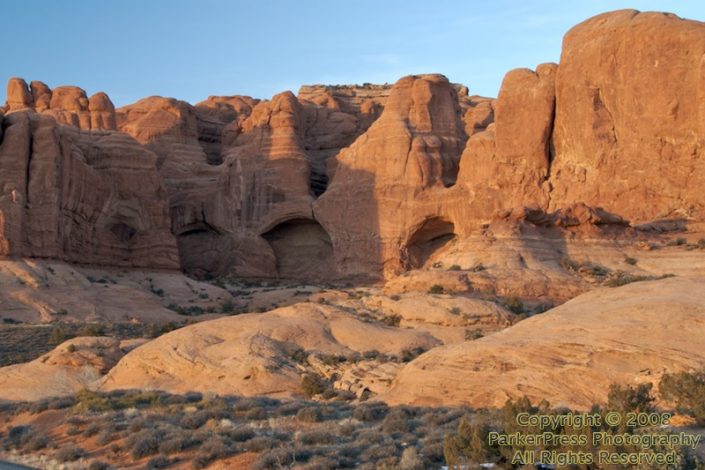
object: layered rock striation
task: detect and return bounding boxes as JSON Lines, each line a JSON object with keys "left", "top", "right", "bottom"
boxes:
{"left": 2, "top": 9, "right": 705, "bottom": 280}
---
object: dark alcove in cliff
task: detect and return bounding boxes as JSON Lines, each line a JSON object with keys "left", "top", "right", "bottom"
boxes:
{"left": 404, "top": 218, "right": 456, "bottom": 269}
{"left": 177, "top": 224, "right": 227, "bottom": 276}
{"left": 262, "top": 218, "right": 335, "bottom": 280}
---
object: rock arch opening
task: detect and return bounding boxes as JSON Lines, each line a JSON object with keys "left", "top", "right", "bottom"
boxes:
{"left": 405, "top": 218, "right": 456, "bottom": 269}
{"left": 262, "top": 218, "right": 335, "bottom": 280}
{"left": 176, "top": 224, "right": 225, "bottom": 276}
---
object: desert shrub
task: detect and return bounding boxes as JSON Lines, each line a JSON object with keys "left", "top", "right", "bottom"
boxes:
{"left": 301, "top": 373, "right": 329, "bottom": 398}
{"left": 28, "top": 400, "right": 49, "bottom": 414}
{"left": 192, "top": 436, "right": 231, "bottom": 468}
{"left": 667, "top": 237, "right": 687, "bottom": 246}
{"left": 659, "top": 370, "right": 705, "bottom": 424}
{"left": 127, "top": 418, "right": 149, "bottom": 433}
{"left": 290, "top": 348, "right": 309, "bottom": 364}
{"left": 243, "top": 436, "right": 274, "bottom": 452}
{"left": 83, "top": 422, "right": 101, "bottom": 437}
{"left": 78, "top": 323, "right": 107, "bottom": 336}
{"left": 66, "top": 425, "right": 82, "bottom": 436}
{"left": 299, "top": 455, "right": 339, "bottom": 470}
{"left": 390, "top": 294, "right": 401, "bottom": 301}
{"left": 49, "top": 324, "right": 75, "bottom": 344}
{"left": 443, "top": 416, "right": 496, "bottom": 469}
{"left": 184, "top": 391, "right": 203, "bottom": 403}
{"left": 48, "top": 396, "right": 76, "bottom": 409}
{"left": 401, "top": 347, "right": 426, "bottom": 362}
{"left": 26, "top": 433, "right": 50, "bottom": 451}
{"left": 180, "top": 410, "right": 210, "bottom": 429}
{"left": 363, "top": 349, "right": 381, "bottom": 360}
{"left": 502, "top": 296, "right": 524, "bottom": 314}
{"left": 223, "top": 426, "right": 256, "bottom": 442}
{"left": 56, "top": 445, "right": 85, "bottom": 462}
{"left": 624, "top": 256, "right": 638, "bottom": 265}
{"left": 146, "top": 322, "right": 182, "bottom": 338}
{"left": 3, "top": 425, "right": 32, "bottom": 449}
{"left": 220, "top": 300, "right": 235, "bottom": 313}
{"left": 448, "top": 264, "right": 462, "bottom": 271}
{"left": 158, "top": 436, "right": 186, "bottom": 455}
{"left": 96, "top": 431, "right": 117, "bottom": 446}
{"left": 296, "top": 406, "right": 323, "bottom": 422}
{"left": 428, "top": 284, "right": 445, "bottom": 294}
{"left": 465, "top": 329, "right": 484, "bottom": 341}
{"left": 335, "top": 390, "right": 357, "bottom": 402}
{"left": 319, "top": 353, "right": 347, "bottom": 366}
{"left": 381, "top": 314, "right": 402, "bottom": 327}
{"left": 245, "top": 406, "right": 268, "bottom": 420}
{"left": 298, "top": 429, "right": 336, "bottom": 445}
{"left": 254, "top": 447, "right": 299, "bottom": 470}
{"left": 607, "top": 383, "right": 655, "bottom": 414}
{"left": 353, "top": 402, "right": 389, "bottom": 422}
{"left": 127, "top": 429, "right": 161, "bottom": 459}
{"left": 146, "top": 455, "right": 171, "bottom": 469}
{"left": 88, "top": 461, "right": 110, "bottom": 470}
{"left": 604, "top": 271, "right": 674, "bottom": 287}
{"left": 361, "top": 444, "right": 399, "bottom": 462}
{"left": 383, "top": 408, "right": 411, "bottom": 434}
{"left": 399, "top": 447, "right": 425, "bottom": 470}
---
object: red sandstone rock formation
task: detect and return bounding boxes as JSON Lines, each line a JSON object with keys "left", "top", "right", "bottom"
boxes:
{"left": 0, "top": 110, "right": 178, "bottom": 268}
{"left": 549, "top": 10, "right": 705, "bottom": 221}
{"left": 4, "top": 78, "right": 116, "bottom": 130}
{"left": 2, "top": 9, "right": 705, "bottom": 280}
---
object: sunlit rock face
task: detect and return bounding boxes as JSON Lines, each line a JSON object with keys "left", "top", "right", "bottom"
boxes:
{"left": 2, "top": 10, "right": 705, "bottom": 279}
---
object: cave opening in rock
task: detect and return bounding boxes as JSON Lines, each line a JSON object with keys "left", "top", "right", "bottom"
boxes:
{"left": 405, "top": 218, "right": 456, "bottom": 269}
{"left": 109, "top": 222, "right": 137, "bottom": 242}
{"left": 262, "top": 218, "right": 335, "bottom": 280}
{"left": 177, "top": 224, "right": 224, "bottom": 276}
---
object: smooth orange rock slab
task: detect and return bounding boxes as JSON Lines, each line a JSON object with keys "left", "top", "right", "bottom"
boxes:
{"left": 384, "top": 276, "right": 705, "bottom": 409}
{"left": 100, "top": 303, "right": 439, "bottom": 397}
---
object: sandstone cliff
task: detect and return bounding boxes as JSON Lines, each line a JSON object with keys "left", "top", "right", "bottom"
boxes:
{"left": 2, "top": 9, "right": 705, "bottom": 280}
{"left": 0, "top": 110, "right": 178, "bottom": 268}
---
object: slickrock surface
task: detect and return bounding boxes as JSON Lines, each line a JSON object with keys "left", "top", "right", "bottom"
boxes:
{"left": 0, "top": 337, "right": 124, "bottom": 401}
{"left": 384, "top": 276, "right": 705, "bottom": 409}
{"left": 100, "top": 303, "right": 439, "bottom": 397}
{"left": 0, "top": 259, "right": 233, "bottom": 323}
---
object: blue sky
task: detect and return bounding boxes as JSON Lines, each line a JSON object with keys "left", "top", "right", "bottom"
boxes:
{"left": 1, "top": 1, "right": 704, "bottom": 106}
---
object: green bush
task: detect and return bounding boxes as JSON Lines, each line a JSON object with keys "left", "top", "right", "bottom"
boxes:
{"left": 503, "top": 296, "right": 524, "bottom": 314}
{"left": 443, "top": 416, "right": 496, "bottom": 469}
{"left": 428, "top": 284, "right": 445, "bottom": 295}
{"left": 659, "top": 370, "right": 705, "bottom": 424}
{"left": 301, "top": 373, "right": 328, "bottom": 398}
{"left": 606, "top": 383, "right": 655, "bottom": 414}
{"left": 56, "top": 446, "right": 85, "bottom": 462}
{"left": 381, "top": 314, "right": 402, "bottom": 327}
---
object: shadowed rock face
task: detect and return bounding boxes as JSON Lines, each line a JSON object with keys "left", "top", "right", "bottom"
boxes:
{"left": 262, "top": 218, "right": 335, "bottom": 280}
{"left": 2, "top": 9, "right": 705, "bottom": 280}
{"left": 0, "top": 110, "right": 178, "bottom": 268}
